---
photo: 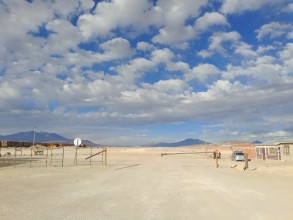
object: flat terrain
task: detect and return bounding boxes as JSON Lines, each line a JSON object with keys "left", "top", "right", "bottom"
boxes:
{"left": 1, "top": 147, "right": 293, "bottom": 220}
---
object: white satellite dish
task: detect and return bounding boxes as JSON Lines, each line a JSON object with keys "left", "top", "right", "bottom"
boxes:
{"left": 74, "top": 138, "right": 82, "bottom": 147}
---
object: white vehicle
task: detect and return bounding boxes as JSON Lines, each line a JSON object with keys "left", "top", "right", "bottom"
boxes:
{"left": 231, "top": 150, "right": 245, "bottom": 161}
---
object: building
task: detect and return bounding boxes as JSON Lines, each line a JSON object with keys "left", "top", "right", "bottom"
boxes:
{"left": 255, "top": 141, "right": 292, "bottom": 160}
{"left": 207, "top": 141, "right": 256, "bottom": 159}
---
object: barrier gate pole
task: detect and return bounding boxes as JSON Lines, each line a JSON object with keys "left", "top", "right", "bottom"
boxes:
{"left": 216, "top": 150, "right": 219, "bottom": 168}
{"left": 105, "top": 147, "right": 107, "bottom": 165}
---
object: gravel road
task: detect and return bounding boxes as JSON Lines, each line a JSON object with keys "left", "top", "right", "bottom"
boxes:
{"left": 1, "top": 147, "right": 292, "bottom": 220}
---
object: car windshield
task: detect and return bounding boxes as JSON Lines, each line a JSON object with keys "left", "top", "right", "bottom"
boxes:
{"left": 236, "top": 153, "right": 244, "bottom": 155}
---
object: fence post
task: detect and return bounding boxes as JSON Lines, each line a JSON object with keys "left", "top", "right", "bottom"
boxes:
{"left": 62, "top": 147, "right": 64, "bottom": 167}
{"left": 50, "top": 149, "right": 53, "bottom": 165}
{"left": 46, "top": 148, "right": 48, "bottom": 167}
{"left": 105, "top": 147, "right": 107, "bottom": 165}
{"left": 75, "top": 148, "right": 78, "bottom": 166}
{"left": 90, "top": 147, "right": 92, "bottom": 166}
{"left": 102, "top": 147, "right": 104, "bottom": 165}
{"left": 216, "top": 150, "right": 219, "bottom": 168}
{"left": 13, "top": 147, "right": 16, "bottom": 168}
{"left": 30, "top": 148, "right": 33, "bottom": 168}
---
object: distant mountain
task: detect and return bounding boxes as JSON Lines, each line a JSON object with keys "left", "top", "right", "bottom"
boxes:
{"left": 0, "top": 131, "right": 68, "bottom": 142}
{"left": 252, "top": 140, "right": 262, "bottom": 144}
{"left": 150, "top": 138, "right": 208, "bottom": 147}
{"left": 0, "top": 131, "right": 98, "bottom": 146}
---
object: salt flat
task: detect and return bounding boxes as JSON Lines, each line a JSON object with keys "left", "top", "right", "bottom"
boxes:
{"left": 1, "top": 147, "right": 293, "bottom": 220}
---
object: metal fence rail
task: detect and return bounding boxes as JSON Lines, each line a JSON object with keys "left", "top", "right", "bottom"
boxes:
{"left": 0, "top": 147, "right": 107, "bottom": 168}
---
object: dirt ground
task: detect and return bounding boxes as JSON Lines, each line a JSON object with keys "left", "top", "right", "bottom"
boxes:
{"left": 1, "top": 147, "right": 293, "bottom": 220}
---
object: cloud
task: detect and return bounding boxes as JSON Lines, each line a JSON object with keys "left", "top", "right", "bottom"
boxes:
{"left": 185, "top": 63, "right": 220, "bottom": 81}
{"left": 136, "top": 42, "right": 156, "bottom": 51}
{"left": 234, "top": 43, "right": 257, "bottom": 57}
{"left": 151, "top": 79, "right": 189, "bottom": 94}
{"left": 98, "top": 38, "right": 134, "bottom": 61}
{"left": 287, "top": 31, "right": 293, "bottom": 40}
{"left": 152, "top": 26, "right": 194, "bottom": 48}
{"left": 53, "top": 38, "right": 135, "bottom": 70}
{"left": 204, "top": 31, "right": 241, "bottom": 56}
{"left": 197, "top": 50, "right": 213, "bottom": 58}
{"left": 0, "top": 0, "right": 93, "bottom": 45}
{"left": 220, "top": 0, "right": 286, "bottom": 14}
{"left": 77, "top": 0, "right": 230, "bottom": 48}
{"left": 166, "top": 61, "right": 190, "bottom": 73}
{"left": 45, "top": 19, "right": 82, "bottom": 54}
{"left": 194, "top": 12, "right": 229, "bottom": 31}
{"left": 77, "top": 0, "right": 154, "bottom": 39}
{"left": 256, "top": 22, "right": 293, "bottom": 40}
{"left": 279, "top": 43, "right": 293, "bottom": 60}
{"left": 279, "top": 43, "right": 293, "bottom": 77}
{"left": 206, "top": 80, "right": 248, "bottom": 97}
{"left": 0, "top": 1, "right": 48, "bottom": 42}
{"left": 151, "top": 0, "right": 208, "bottom": 46}
{"left": 282, "top": 3, "right": 293, "bottom": 13}
{"left": 0, "top": 0, "right": 292, "bottom": 145}
{"left": 223, "top": 55, "right": 283, "bottom": 83}
{"left": 113, "top": 57, "right": 156, "bottom": 84}
{"left": 151, "top": 48, "right": 174, "bottom": 63}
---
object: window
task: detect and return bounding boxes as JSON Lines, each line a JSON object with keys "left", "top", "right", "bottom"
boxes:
{"left": 268, "top": 147, "right": 276, "bottom": 155}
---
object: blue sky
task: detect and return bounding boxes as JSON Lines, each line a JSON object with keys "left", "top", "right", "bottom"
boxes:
{"left": 0, "top": 0, "right": 292, "bottom": 145}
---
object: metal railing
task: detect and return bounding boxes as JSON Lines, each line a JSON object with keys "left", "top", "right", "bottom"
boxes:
{"left": 0, "top": 147, "right": 108, "bottom": 168}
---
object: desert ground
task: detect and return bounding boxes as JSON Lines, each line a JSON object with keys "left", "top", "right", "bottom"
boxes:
{"left": 1, "top": 147, "right": 293, "bottom": 220}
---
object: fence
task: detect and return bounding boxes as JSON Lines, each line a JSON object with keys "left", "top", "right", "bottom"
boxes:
{"left": 0, "top": 147, "right": 107, "bottom": 168}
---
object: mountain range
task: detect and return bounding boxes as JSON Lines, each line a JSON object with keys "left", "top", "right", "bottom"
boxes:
{"left": 252, "top": 140, "right": 262, "bottom": 144}
{"left": 1, "top": 131, "right": 262, "bottom": 147}
{"left": 0, "top": 131, "right": 208, "bottom": 147}
{"left": 0, "top": 131, "right": 98, "bottom": 146}
{"left": 150, "top": 138, "right": 208, "bottom": 147}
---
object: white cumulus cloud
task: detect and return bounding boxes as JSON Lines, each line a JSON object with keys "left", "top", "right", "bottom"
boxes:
{"left": 256, "top": 22, "right": 293, "bottom": 40}
{"left": 220, "top": 0, "right": 286, "bottom": 14}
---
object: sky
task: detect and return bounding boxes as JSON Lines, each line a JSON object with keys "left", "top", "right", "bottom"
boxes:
{"left": 0, "top": 0, "right": 292, "bottom": 146}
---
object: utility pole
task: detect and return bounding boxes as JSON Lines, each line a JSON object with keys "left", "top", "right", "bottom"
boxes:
{"left": 203, "top": 126, "right": 206, "bottom": 145}
{"left": 203, "top": 126, "right": 207, "bottom": 155}
{"left": 33, "top": 127, "right": 36, "bottom": 147}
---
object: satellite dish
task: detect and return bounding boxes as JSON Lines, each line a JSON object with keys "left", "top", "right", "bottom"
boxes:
{"left": 74, "top": 138, "right": 82, "bottom": 147}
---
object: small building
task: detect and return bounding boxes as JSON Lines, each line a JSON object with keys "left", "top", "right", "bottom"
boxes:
{"left": 207, "top": 142, "right": 256, "bottom": 159}
{"left": 255, "top": 141, "right": 292, "bottom": 160}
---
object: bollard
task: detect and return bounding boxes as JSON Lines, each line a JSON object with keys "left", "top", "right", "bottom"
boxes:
{"left": 13, "top": 147, "right": 16, "bottom": 168}
{"left": 62, "top": 147, "right": 64, "bottom": 167}
{"left": 104, "top": 147, "right": 107, "bottom": 165}
{"left": 244, "top": 153, "right": 248, "bottom": 170}
{"left": 216, "top": 150, "right": 219, "bottom": 168}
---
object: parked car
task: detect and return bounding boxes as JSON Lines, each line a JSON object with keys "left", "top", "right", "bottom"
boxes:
{"left": 231, "top": 150, "right": 245, "bottom": 161}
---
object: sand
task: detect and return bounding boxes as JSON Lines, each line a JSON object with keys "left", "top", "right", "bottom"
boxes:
{"left": 1, "top": 147, "right": 293, "bottom": 220}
